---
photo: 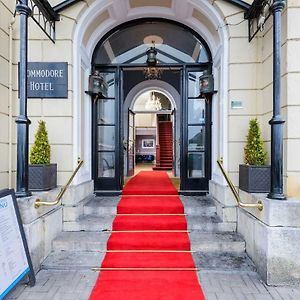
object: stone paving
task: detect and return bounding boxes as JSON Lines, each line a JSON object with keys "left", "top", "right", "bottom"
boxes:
{"left": 6, "top": 270, "right": 300, "bottom": 300}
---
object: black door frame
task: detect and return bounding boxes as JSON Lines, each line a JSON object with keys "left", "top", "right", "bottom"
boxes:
{"left": 92, "top": 66, "right": 123, "bottom": 193}
{"left": 180, "top": 65, "right": 212, "bottom": 193}
{"left": 92, "top": 63, "right": 212, "bottom": 193}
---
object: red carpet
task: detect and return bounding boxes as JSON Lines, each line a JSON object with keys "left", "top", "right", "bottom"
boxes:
{"left": 90, "top": 171, "right": 205, "bottom": 300}
{"left": 123, "top": 171, "right": 177, "bottom": 195}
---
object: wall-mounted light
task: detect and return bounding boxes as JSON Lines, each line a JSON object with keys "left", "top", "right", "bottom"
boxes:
{"left": 86, "top": 70, "right": 108, "bottom": 101}
{"left": 199, "top": 71, "right": 214, "bottom": 96}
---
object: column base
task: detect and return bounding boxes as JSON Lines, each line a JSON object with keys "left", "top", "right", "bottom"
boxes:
{"left": 267, "top": 192, "right": 286, "bottom": 200}
{"left": 16, "top": 190, "right": 32, "bottom": 198}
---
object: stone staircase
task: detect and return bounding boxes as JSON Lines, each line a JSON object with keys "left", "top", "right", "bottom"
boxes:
{"left": 42, "top": 195, "right": 256, "bottom": 273}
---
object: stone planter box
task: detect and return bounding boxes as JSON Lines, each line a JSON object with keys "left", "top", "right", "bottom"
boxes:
{"left": 239, "top": 164, "right": 271, "bottom": 193}
{"left": 29, "top": 164, "right": 57, "bottom": 191}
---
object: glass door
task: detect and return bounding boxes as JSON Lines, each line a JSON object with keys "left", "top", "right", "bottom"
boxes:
{"left": 181, "top": 68, "right": 212, "bottom": 191}
{"left": 92, "top": 68, "right": 122, "bottom": 191}
{"left": 127, "top": 109, "right": 135, "bottom": 176}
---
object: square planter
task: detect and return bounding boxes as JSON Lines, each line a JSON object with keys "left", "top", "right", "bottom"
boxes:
{"left": 239, "top": 164, "right": 271, "bottom": 193}
{"left": 29, "top": 164, "right": 57, "bottom": 191}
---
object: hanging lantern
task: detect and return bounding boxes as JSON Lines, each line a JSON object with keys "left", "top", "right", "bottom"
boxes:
{"left": 144, "top": 42, "right": 163, "bottom": 80}
{"left": 146, "top": 46, "right": 158, "bottom": 66}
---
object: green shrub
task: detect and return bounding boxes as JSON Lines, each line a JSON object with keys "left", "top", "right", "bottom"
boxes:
{"left": 244, "top": 118, "right": 267, "bottom": 165}
{"left": 30, "top": 120, "right": 51, "bottom": 164}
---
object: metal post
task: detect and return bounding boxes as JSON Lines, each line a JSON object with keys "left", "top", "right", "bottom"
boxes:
{"left": 268, "top": 0, "right": 286, "bottom": 200}
{"left": 15, "top": 0, "right": 31, "bottom": 197}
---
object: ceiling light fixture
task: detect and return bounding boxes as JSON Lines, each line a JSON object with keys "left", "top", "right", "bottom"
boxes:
{"left": 145, "top": 91, "right": 162, "bottom": 111}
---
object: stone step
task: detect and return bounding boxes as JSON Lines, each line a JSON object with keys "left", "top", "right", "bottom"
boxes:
{"left": 52, "top": 232, "right": 109, "bottom": 252}
{"left": 193, "top": 252, "right": 256, "bottom": 272}
{"left": 52, "top": 231, "right": 245, "bottom": 253}
{"left": 63, "top": 214, "right": 235, "bottom": 232}
{"left": 181, "top": 196, "right": 217, "bottom": 216}
{"left": 63, "top": 215, "right": 115, "bottom": 232}
{"left": 42, "top": 251, "right": 255, "bottom": 272}
{"left": 189, "top": 231, "right": 245, "bottom": 253}
{"left": 84, "top": 196, "right": 120, "bottom": 215}
{"left": 186, "top": 215, "right": 236, "bottom": 232}
{"left": 83, "top": 197, "right": 216, "bottom": 217}
{"left": 42, "top": 251, "right": 105, "bottom": 270}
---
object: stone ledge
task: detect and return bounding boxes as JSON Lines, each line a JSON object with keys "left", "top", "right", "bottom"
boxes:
{"left": 238, "top": 208, "right": 300, "bottom": 285}
{"left": 239, "top": 190, "right": 300, "bottom": 227}
{"left": 209, "top": 180, "right": 237, "bottom": 206}
{"left": 62, "top": 180, "right": 94, "bottom": 206}
{"left": 17, "top": 187, "right": 63, "bottom": 224}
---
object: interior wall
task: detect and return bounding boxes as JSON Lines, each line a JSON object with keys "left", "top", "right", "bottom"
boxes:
{"left": 136, "top": 135, "right": 156, "bottom": 156}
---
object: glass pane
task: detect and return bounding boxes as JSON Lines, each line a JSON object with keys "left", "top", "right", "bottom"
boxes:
{"left": 93, "top": 21, "right": 210, "bottom": 65}
{"left": 98, "top": 126, "right": 115, "bottom": 150}
{"left": 97, "top": 100, "right": 115, "bottom": 125}
{"left": 188, "top": 99, "right": 205, "bottom": 124}
{"left": 188, "top": 71, "right": 203, "bottom": 98}
{"left": 188, "top": 126, "right": 205, "bottom": 151}
{"left": 188, "top": 152, "right": 205, "bottom": 178}
{"left": 98, "top": 152, "right": 115, "bottom": 177}
{"left": 101, "top": 73, "right": 115, "bottom": 98}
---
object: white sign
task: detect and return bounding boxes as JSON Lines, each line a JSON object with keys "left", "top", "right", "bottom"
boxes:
{"left": 0, "top": 193, "right": 30, "bottom": 299}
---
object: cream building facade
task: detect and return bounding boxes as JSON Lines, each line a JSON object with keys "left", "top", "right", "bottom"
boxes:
{"left": 1, "top": 0, "right": 300, "bottom": 286}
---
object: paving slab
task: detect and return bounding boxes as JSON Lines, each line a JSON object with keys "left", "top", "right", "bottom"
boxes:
{"left": 7, "top": 270, "right": 300, "bottom": 300}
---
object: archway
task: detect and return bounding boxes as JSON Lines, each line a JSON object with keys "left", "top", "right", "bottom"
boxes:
{"left": 72, "top": 1, "right": 229, "bottom": 192}
{"left": 123, "top": 84, "right": 179, "bottom": 177}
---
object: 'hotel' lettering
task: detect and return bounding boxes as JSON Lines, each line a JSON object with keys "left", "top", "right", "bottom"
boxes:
{"left": 30, "top": 82, "right": 54, "bottom": 91}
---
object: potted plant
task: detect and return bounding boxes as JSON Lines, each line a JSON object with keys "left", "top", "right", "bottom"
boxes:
{"left": 29, "top": 120, "right": 57, "bottom": 191}
{"left": 239, "top": 118, "right": 271, "bottom": 193}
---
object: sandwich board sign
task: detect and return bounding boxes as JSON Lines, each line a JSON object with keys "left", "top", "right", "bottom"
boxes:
{"left": 0, "top": 189, "right": 35, "bottom": 299}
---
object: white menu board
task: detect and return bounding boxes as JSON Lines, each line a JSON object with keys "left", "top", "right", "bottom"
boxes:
{"left": 0, "top": 190, "right": 34, "bottom": 299}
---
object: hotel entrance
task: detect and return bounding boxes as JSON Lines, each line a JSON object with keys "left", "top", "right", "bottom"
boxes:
{"left": 91, "top": 19, "right": 213, "bottom": 194}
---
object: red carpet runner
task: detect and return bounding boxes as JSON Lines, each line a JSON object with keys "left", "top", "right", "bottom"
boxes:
{"left": 90, "top": 171, "right": 205, "bottom": 300}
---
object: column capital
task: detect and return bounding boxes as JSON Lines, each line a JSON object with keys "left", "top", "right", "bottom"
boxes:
{"left": 16, "top": 2, "right": 31, "bottom": 16}
{"left": 271, "top": 0, "right": 286, "bottom": 13}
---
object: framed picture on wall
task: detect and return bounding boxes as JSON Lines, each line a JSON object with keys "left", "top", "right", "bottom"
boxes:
{"left": 142, "top": 139, "right": 155, "bottom": 149}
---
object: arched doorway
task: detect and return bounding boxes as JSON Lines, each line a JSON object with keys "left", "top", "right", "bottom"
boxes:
{"left": 91, "top": 19, "right": 212, "bottom": 193}
{"left": 127, "top": 90, "right": 175, "bottom": 177}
